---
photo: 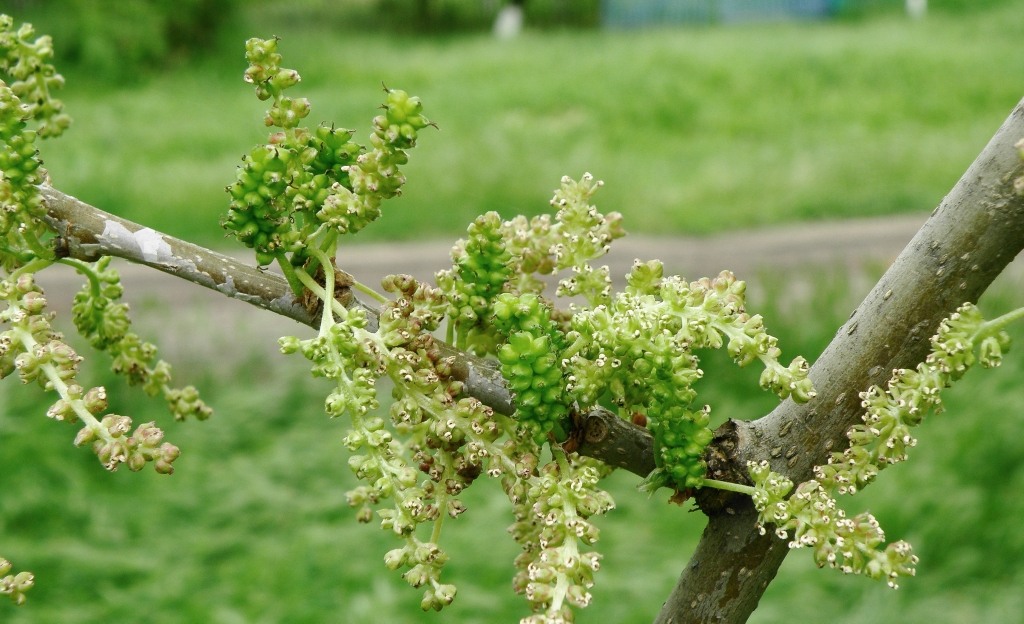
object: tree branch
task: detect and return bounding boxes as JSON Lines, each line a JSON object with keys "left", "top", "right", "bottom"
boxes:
{"left": 40, "top": 185, "right": 322, "bottom": 326}
{"left": 655, "top": 97, "right": 1024, "bottom": 623}
{"left": 38, "top": 185, "right": 654, "bottom": 473}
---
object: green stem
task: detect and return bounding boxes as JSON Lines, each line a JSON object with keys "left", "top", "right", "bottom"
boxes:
{"left": 978, "top": 305, "right": 1024, "bottom": 337}
{"left": 351, "top": 279, "right": 388, "bottom": 305}
{"left": 319, "top": 230, "right": 339, "bottom": 257}
{"left": 20, "top": 228, "right": 52, "bottom": 260}
{"left": 294, "top": 268, "right": 350, "bottom": 321}
{"left": 275, "top": 253, "right": 305, "bottom": 298}
{"left": 455, "top": 324, "right": 468, "bottom": 352}
{"left": 430, "top": 507, "right": 445, "bottom": 545}
{"left": 293, "top": 268, "right": 327, "bottom": 304}
{"left": 559, "top": 333, "right": 588, "bottom": 362}
{"left": 553, "top": 443, "right": 572, "bottom": 475}
{"left": 701, "top": 478, "right": 756, "bottom": 497}
{"left": 56, "top": 256, "right": 103, "bottom": 293}
{"left": 307, "top": 248, "right": 336, "bottom": 330}
{"left": 297, "top": 231, "right": 338, "bottom": 280}
{"left": 9, "top": 256, "right": 54, "bottom": 281}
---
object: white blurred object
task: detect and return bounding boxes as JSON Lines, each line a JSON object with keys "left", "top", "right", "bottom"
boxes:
{"left": 493, "top": 4, "right": 524, "bottom": 39}
{"left": 906, "top": 0, "right": 927, "bottom": 19}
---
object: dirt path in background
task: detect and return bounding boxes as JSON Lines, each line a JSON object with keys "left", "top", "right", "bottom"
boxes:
{"left": 32, "top": 213, "right": 945, "bottom": 361}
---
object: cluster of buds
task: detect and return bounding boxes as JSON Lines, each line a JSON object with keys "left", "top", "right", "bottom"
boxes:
{"left": 493, "top": 292, "right": 572, "bottom": 442}
{"left": 648, "top": 404, "right": 714, "bottom": 489}
{"left": 242, "top": 36, "right": 308, "bottom": 129}
{"left": 75, "top": 416, "right": 181, "bottom": 474}
{"left": 437, "top": 174, "right": 624, "bottom": 331}
{"left": 223, "top": 144, "right": 304, "bottom": 266}
{"left": 0, "top": 79, "right": 46, "bottom": 271}
{"left": 318, "top": 88, "right": 432, "bottom": 237}
{"left": 384, "top": 540, "right": 457, "bottom": 611}
{"left": 0, "top": 13, "right": 213, "bottom": 605}
{"left": 435, "top": 211, "right": 512, "bottom": 353}
{"left": 548, "top": 173, "right": 623, "bottom": 306}
{"left": 70, "top": 256, "right": 211, "bottom": 421}
{"left": 509, "top": 454, "right": 614, "bottom": 623}
{"left": 1, "top": 273, "right": 60, "bottom": 375}
{"left": 281, "top": 266, "right": 515, "bottom": 610}
{"left": 567, "top": 264, "right": 813, "bottom": 491}
{"left": 0, "top": 14, "right": 70, "bottom": 138}
{"left": 499, "top": 174, "right": 625, "bottom": 303}
{"left": 817, "top": 303, "right": 1009, "bottom": 495}
{"left": 375, "top": 278, "right": 529, "bottom": 602}
{"left": 2, "top": 273, "right": 182, "bottom": 474}
{"left": 378, "top": 273, "right": 449, "bottom": 347}
{"left": 751, "top": 302, "right": 1021, "bottom": 588}
{"left": 749, "top": 461, "right": 918, "bottom": 588}
{"left": 0, "top": 557, "right": 33, "bottom": 606}
{"left": 226, "top": 37, "right": 430, "bottom": 283}
{"left": 0, "top": 81, "right": 39, "bottom": 195}
{"left": 502, "top": 213, "right": 558, "bottom": 294}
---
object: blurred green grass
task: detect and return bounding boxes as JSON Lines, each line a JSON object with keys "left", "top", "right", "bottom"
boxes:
{"left": 3, "top": 265, "right": 1024, "bottom": 623}
{"left": 24, "top": 1, "right": 1024, "bottom": 247}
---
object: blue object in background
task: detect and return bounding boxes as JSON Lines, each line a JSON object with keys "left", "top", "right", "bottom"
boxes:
{"left": 602, "top": 0, "right": 845, "bottom": 27}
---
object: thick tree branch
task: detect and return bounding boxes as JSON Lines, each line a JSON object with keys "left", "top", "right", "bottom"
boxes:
{"left": 38, "top": 185, "right": 653, "bottom": 472}
{"left": 655, "top": 98, "right": 1024, "bottom": 623}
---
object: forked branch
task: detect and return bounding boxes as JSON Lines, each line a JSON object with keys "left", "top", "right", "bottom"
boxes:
{"left": 655, "top": 97, "right": 1024, "bottom": 624}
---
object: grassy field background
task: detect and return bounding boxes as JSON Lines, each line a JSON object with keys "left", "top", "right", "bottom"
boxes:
{"left": 3, "top": 1, "right": 1024, "bottom": 623}
{"left": 19, "top": 0, "right": 1024, "bottom": 247}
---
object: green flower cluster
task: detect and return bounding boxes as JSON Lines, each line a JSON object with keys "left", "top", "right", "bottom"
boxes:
{"left": 223, "top": 143, "right": 307, "bottom": 267}
{"left": 0, "top": 78, "right": 46, "bottom": 271}
{"left": 224, "top": 37, "right": 430, "bottom": 278}
{"left": 74, "top": 416, "right": 181, "bottom": 474}
{"left": 346, "top": 87, "right": 430, "bottom": 199}
{"left": 568, "top": 266, "right": 813, "bottom": 491}
{"left": 1, "top": 272, "right": 181, "bottom": 473}
{"left": 494, "top": 292, "right": 572, "bottom": 442}
{"left": 0, "top": 13, "right": 202, "bottom": 480}
{"left": 548, "top": 173, "right": 623, "bottom": 305}
{"left": 509, "top": 452, "right": 614, "bottom": 623}
{"left": 0, "top": 14, "right": 71, "bottom": 272}
{"left": 241, "top": 36, "right": 308, "bottom": 129}
{"left": 0, "top": 557, "right": 32, "bottom": 606}
{"left": 750, "top": 302, "right": 1021, "bottom": 588}
{"left": 648, "top": 405, "right": 714, "bottom": 490}
{"left": 281, "top": 259, "right": 527, "bottom": 612}
{"left": 0, "top": 14, "right": 70, "bottom": 138}
{"left": 435, "top": 211, "right": 511, "bottom": 353}
{"left": 818, "top": 302, "right": 1009, "bottom": 495}
{"left": 749, "top": 461, "right": 917, "bottom": 588}
{"left": 436, "top": 174, "right": 624, "bottom": 353}
{"left": 501, "top": 173, "right": 624, "bottom": 302}
{"left": 70, "top": 256, "right": 211, "bottom": 421}
{"left": 434, "top": 174, "right": 626, "bottom": 441}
